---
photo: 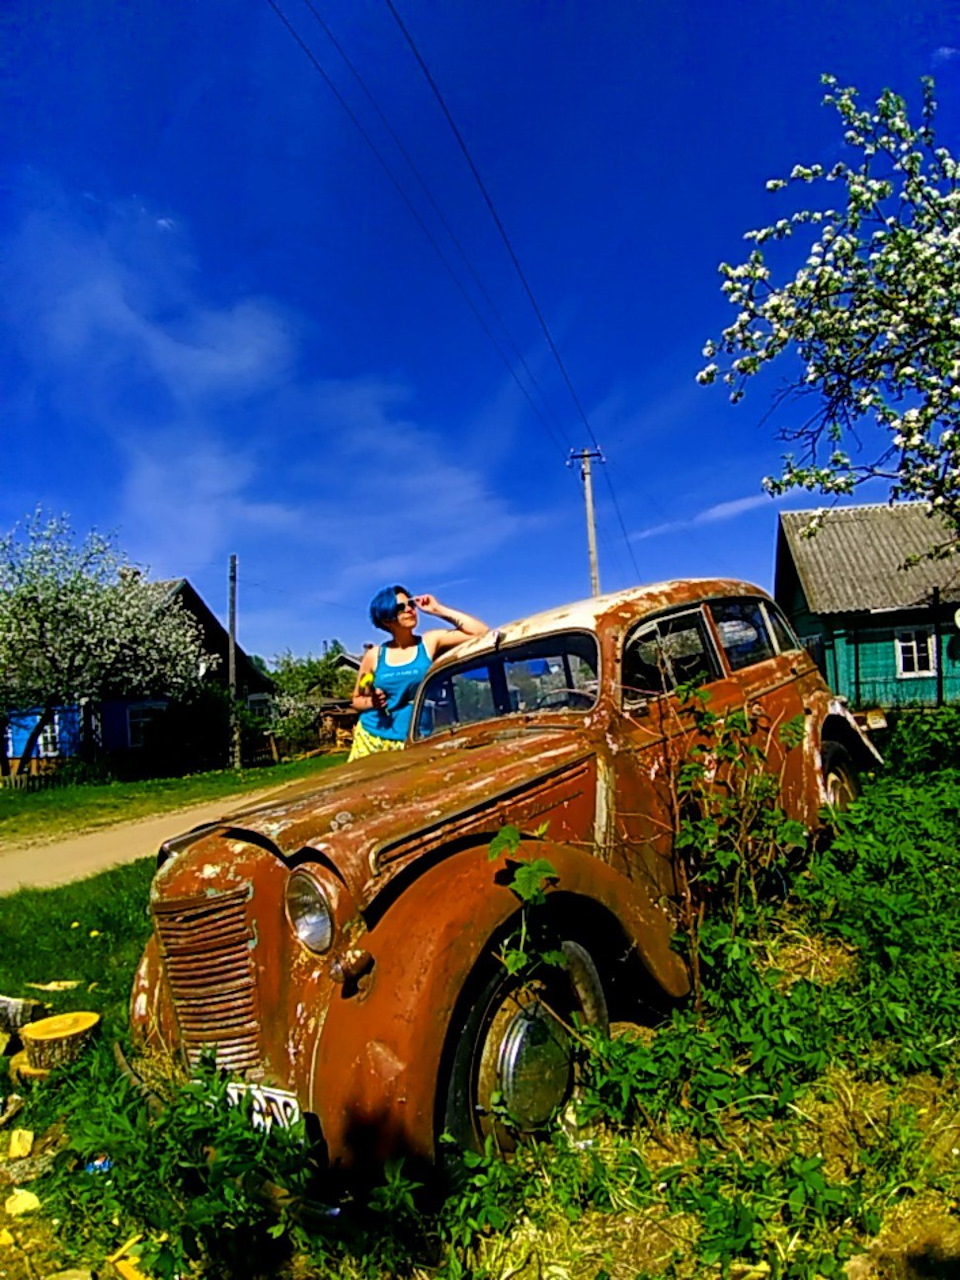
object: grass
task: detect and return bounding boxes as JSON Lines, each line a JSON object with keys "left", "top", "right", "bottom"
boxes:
{"left": 0, "top": 857, "right": 155, "bottom": 1038}
{"left": 0, "top": 752, "right": 347, "bottom": 848}
{"left": 0, "top": 769, "right": 957, "bottom": 1278}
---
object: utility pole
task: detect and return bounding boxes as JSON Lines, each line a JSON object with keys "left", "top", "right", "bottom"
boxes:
{"left": 228, "top": 553, "right": 241, "bottom": 770}
{"left": 569, "top": 447, "right": 603, "bottom": 597}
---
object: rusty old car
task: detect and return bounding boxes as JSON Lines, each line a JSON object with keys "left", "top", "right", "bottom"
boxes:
{"left": 130, "top": 579, "right": 876, "bottom": 1167}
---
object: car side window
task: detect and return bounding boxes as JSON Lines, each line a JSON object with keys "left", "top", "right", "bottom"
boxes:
{"left": 763, "top": 601, "right": 801, "bottom": 654}
{"left": 623, "top": 608, "right": 720, "bottom": 704}
{"left": 710, "top": 598, "right": 776, "bottom": 671}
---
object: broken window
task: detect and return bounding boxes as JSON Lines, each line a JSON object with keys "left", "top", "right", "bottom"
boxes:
{"left": 622, "top": 609, "right": 720, "bottom": 704}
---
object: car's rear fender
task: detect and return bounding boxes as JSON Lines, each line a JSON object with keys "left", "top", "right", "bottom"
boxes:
{"left": 311, "top": 837, "right": 688, "bottom": 1167}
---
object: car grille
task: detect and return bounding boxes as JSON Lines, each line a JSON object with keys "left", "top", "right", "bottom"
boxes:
{"left": 152, "top": 885, "right": 262, "bottom": 1075}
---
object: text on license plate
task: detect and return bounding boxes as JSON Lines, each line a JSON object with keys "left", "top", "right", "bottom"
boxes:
{"left": 225, "top": 1082, "right": 302, "bottom": 1131}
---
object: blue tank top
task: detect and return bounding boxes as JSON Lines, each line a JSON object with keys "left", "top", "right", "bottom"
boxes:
{"left": 359, "top": 639, "right": 432, "bottom": 742}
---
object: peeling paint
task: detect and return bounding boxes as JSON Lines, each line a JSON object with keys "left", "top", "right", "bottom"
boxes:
{"left": 131, "top": 578, "right": 876, "bottom": 1169}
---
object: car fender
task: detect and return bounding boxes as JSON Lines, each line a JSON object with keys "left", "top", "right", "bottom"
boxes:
{"left": 311, "top": 837, "right": 687, "bottom": 1166}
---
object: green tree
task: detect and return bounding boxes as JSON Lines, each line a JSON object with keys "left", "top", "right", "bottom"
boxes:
{"left": 267, "top": 646, "right": 356, "bottom": 755}
{"left": 0, "top": 511, "right": 208, "bottom": 774}
{"left": 700, "top": 75, "right": 960, "bottom": 552}
{"left": 269, "top": 645, "right": 356, "bottom": 700}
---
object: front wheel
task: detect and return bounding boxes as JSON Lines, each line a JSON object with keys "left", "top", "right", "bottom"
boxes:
{"left": 441, "top": 939, "right": 608, "bottom": 1157}
{"left": 822, "top": 740, "right": 859, "bottom": 810}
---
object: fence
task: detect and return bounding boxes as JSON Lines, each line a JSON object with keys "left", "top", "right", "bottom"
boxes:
{"left": 0, "top": 772, "right": 70, "bottom": 792}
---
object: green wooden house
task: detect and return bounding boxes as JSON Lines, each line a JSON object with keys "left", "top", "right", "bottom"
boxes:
{"left": 774, "top": 504, "right": 960, "bottom": 708}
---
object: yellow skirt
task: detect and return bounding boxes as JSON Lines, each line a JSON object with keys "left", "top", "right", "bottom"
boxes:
{"left": 347, "top": 720, "right": 406, "bottom": 762}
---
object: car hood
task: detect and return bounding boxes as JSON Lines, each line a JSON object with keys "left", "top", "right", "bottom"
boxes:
{"left": 154, "top": 724, "right": 599, "bottom": 912}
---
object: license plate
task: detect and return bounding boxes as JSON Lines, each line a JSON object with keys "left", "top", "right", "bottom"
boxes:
{"left": 226, "top": 1081, "right": 302, "bottom": 1131}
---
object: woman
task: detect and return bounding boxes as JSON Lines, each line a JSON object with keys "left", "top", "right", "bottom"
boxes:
{"left": 348, "top": 587, "right": 487, "bottom": 760}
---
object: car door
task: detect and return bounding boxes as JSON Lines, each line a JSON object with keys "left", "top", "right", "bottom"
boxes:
{"left": 704, "top": 596, "right": 810, "bottom": 816}
{"left": 613, "top": 604, "right": 744, "bottom": 900}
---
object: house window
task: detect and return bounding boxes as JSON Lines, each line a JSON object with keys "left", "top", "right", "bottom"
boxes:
{"left": 127, "top": 702, "right": 167, "bottom": 749}
{"left": 246, "top": 694, "right": 273, "bottom": 722}
{"left": 895, "top": 628, "right": 936, "bottom": 678}
{"left": 38, "top": 715, "right": 60, "bottom": 758}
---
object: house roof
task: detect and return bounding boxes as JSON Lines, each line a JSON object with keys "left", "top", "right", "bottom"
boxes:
{"left": 155, "top": 577, "right": 274, "bottom": 694}
{"left": 776, "top": 504, "right": 960, "bottom": 615}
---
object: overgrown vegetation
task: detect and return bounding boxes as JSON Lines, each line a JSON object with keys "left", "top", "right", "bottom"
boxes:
{"left": 883, "top": 704, "right": 960, "bottom": 775}
{"left": 1, "top": 752, "right": 958, "bottom": 1275}
{"left": 0, "top": 752, "right": 346, "bottom": 848}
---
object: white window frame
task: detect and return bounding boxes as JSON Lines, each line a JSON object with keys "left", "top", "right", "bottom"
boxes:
{"left": 895, "top": 627, "right": 936, "bottom": 679}
{"left": 38, "top": 713, "right": 60, "bottom": 758}
{"left": 127, "top": 701, "right": 167, "bottom": 749}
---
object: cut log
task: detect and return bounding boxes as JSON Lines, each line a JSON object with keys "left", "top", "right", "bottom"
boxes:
{"left": 9, "top": 1050, "right": 49, "bottom": 1085}
{"left": 20, "top": 1012, "right": 100, "bottom": 1070}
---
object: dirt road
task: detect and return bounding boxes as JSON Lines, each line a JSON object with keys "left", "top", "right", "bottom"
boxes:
{"left": 0, "top": 780, "right": 306, "bottom": 896}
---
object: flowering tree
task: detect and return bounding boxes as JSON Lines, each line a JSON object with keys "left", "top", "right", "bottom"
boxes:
{"left": 0, "top": 511, "right": 208, "bottom": 774}
{"left": 699, "top": 75, "right": 960, "bottom": 552}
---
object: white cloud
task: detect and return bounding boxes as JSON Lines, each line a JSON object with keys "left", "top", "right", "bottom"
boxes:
{"left": 933, "top": 46, "right": 960, "bottom": 64}
{"left": 632, "top": 492, "right": 774, "bottom": 541}
{"left": 3, "top": 184, "right": 537, "bottom": 617}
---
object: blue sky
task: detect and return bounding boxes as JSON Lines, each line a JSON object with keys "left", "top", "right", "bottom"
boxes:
{"left": 3, "top": 1, "right": 959, "bottom": 658}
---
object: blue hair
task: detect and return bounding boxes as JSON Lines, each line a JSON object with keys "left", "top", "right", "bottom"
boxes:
{"left": 369, "top": 584, "right": 411, "bottom": 631}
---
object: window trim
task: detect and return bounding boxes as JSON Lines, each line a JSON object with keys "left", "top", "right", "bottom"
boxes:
{"left": 894, "top": 627, "right": 936, "bottom": 679}
{"left": 413, "top": 628, "right": 601, "bottom": 740}
{"left": 759, "top": 600, "right": 802, "bottom": 656}
{"left": 37, "top": 713, "right": 60, "bottom": 759}
{"left": 621, "top": 604, "right": 723, "bottom": 705}
{"left": 708, "top": 596, "right": 779, "bottom": 673}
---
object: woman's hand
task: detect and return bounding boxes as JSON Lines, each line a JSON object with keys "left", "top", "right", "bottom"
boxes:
{"left": 414, "top": 593, "right": 440, "bottom": 615}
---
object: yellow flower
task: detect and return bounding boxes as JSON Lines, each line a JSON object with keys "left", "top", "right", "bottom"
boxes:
{"left": 89, "top": 930, "right": 100, "bottom": 939}
{"left": 71, "top": 921, "right": 80, "bottom": 929}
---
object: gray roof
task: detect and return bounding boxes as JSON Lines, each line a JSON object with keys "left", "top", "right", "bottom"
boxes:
{"left": 778, "top": 504, "right": 960, "bottom": 614}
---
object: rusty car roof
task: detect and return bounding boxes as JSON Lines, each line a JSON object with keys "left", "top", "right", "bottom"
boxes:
{"left": 432, "top": 577, "right": 766, "bottom": 671}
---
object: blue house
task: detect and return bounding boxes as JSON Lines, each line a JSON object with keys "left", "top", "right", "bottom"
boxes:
{"left": 774, "top": 504, "right": 960, "bottom": 708}
{"left": 4, "top": 578, "right": 273, "bottom": 773}
{"left": 5, "top": 705, "right": 83, "bottom": 768}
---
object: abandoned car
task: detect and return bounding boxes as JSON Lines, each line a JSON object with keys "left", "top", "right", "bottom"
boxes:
{"left": 130, "top": 579, "right": 876, "bottom": 1166}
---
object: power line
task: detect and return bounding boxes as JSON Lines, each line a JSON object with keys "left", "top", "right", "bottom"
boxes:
{"left": 296, "top": 0, "right": 571, "bottom": 452}
{"left": 265, "top": 0, "right": 572, "bottom": 460}
{"left": 383, "top": 0, "right": 642, "bottom": 581}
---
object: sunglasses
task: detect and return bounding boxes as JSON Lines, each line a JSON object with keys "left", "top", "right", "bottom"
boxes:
{"left": 393, "top": 598, "right": 417, "bottom": 615}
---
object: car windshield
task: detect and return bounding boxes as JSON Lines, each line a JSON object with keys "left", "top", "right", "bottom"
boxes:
{"left": 414, "top": 632, "right": 600, "bottom": 739}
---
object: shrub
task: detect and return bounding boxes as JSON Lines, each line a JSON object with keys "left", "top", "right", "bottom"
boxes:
{"left": 883, "top": 704, "right": 960, "bottom": 774}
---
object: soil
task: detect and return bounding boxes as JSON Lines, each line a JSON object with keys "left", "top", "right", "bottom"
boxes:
{"left": 0, "top": 780, "right": 307, "bottom": 897}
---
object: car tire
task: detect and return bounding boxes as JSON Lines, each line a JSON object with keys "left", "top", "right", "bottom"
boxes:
{"left": 440, "top": 939, "right": 608, "bottom": 1161}
{"left": 821, "top": 740, "right": 859, "bottom": 810}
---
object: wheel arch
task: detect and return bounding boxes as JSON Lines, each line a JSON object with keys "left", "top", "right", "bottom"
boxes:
{"left": 820, "top": 712, "right": 878, "bottom": 772}
{"left": 312, "top": 836, "right": 686, "bottom": 1167}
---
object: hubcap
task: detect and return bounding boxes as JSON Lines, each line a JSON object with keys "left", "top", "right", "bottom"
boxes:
{"left": 497, "top": 1005, "right": 572, "bottom": 1129}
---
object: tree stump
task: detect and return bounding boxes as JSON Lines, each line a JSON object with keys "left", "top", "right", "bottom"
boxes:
{"left": 20, "top": 1012, "right": 100, "bottom": 1070}
{"left": 0, "top": 995, "right": 45, "bottom": 1035}
{"left": 9, "top": 1049, "right": 49, "bottom": 1085}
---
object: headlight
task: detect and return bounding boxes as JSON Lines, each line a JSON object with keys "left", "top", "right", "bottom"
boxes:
{"left": 285, "top": 870, "right": 334, "bottom": 954}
